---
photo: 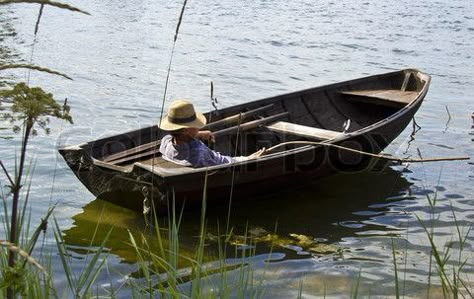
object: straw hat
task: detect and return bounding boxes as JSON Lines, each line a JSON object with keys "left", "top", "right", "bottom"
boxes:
{"left": 158, "top": 99, "right": 207, "bottom": 131}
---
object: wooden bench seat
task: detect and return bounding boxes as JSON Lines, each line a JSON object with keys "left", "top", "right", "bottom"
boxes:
{"left": 340, "top": 89, "right": 418, "bottom": 108}
{"left": 139, "top": 156, "right": 191, "bottom": 168}
{"left": 266, "top": 121, "right": 343, "bottom": 141}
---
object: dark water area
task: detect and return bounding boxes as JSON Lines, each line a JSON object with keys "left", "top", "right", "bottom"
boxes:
{"left": 1, "top": 0, "right": 473, "bottom": 297}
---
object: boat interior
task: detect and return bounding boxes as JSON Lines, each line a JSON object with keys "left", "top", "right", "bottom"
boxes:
{"left": 88, "top": 69, "right": 428, "bottom": 172}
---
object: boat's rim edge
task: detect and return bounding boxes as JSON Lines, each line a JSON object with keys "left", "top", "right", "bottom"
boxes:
{"left": 58, "top": 68, "right": 421, "bottom": 152}
{"left": 60, "top": 68, "right": 431, "bottom": 179}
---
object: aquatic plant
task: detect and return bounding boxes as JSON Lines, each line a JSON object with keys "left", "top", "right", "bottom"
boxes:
{"left": 0, "top": 64, "right": 72, "bottom": 80}
{"left": 415, "top": 196, "right": 473, "bottom": 298}
{"left": 0, "top": 82, "right": 72, "bottom": 297}
{"left": 0, "top": 0, "right": 89, "bottom": 15}
{"left": 387, "top": 188, "right": 473, "bottom": 299}
{"left": 0, "top": 1, "right": 84, "bottom": 297}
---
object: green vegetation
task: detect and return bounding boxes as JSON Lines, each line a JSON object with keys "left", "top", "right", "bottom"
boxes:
{"left": 0, "top": 81, "right": 71, "bottom": 297}
{"left": 0, "top": 2, "right": 79, "bottom": 298}
{"left": 388, "top": 192, "right": 473, "bottom": 299}
{"left": 416, "top": 195, "right": 473, "bottom": 298}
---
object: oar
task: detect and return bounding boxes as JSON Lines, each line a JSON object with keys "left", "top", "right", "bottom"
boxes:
{"left": 104, "top": 113, "right": 288, "bottom": 164}
{"left": 263, "top": 141, "right": 470, "bottom": 163}
{"left": 204, "top": 104, "right": 274, "bottom": 130}
{"left": 104, "top": 105, "right": 276, "bottom": 162}
{"left": 213, "top": 112, "right": 289, "bottom": 137}
{"left": 103, "top": 140, "right": 161, "bottom": 162}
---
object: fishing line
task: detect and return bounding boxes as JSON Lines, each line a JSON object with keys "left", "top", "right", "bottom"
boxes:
{"left": 149, "top": 0, "right": 189, "bottom": 218}
{"left": 226, "top": 113, "right": 242, "bottom": 236}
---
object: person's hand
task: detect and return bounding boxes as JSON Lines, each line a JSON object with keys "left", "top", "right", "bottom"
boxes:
{"left": 197, "top": 130, "right": 215, "bottom": 142}
{"left": 247, "top": 148, "right": 266, "bottom": 159}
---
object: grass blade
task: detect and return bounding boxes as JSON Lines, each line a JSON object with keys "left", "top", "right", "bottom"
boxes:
{"left": 53, "top": 217, "right": 77, "bottom": 295}
{"left": 0, "top": 64, "right": 72, "bottom": 80}
{"left": 79, "top": 228, "right": 112, "bottom": 296}
{"left": 391, "top": 238, "right": 400, "bottom": 299}
{"left": 0, "top": 0, "right": 90, "bottom": 15}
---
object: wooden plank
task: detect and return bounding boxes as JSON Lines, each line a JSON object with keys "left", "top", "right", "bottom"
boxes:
{"left": 266, "top": 121, "right": 343, "bottom": 140}
{"left": 138, "top": 157, "right": 188, "bottom": 169}
{"left": 110, "top": 148, "right": 160, "bottom": 165}
{"left": 340, "top": 89, "right": 418, "bottom": 106}
{"left": 400, "top": 73, "right": 411, "bottom": 92}
{"left": 103, "top": 140, "right": 160, "bottom": 162}
{"left": 93, "top": 159, "right": 133, "bottom": 172}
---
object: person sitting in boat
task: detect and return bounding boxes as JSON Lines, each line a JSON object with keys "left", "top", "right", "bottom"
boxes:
{"left": 159, "top": 99, "right": 265, "bottom": 167}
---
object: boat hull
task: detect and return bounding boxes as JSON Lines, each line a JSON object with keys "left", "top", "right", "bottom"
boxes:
{"left": 59, "top": 69, "right": 430, "bottom": 212}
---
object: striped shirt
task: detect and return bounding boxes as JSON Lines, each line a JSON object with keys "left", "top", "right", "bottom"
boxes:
{"left": 159, "top": 135, "right": 234, "bottom": 167}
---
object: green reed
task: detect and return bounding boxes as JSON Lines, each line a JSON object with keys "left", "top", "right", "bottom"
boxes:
{"left": 124, "top": 172, "right": 268, "bottom": 298}
{"left": 391, "top": 238, "right": 400, "bottom": 299}
{"left": 415, "top": 195, "right": 472, "bottom": 298}
{"left": 387, "top": 189, "right": 473, "bottom": 299}
{"left": 0, "top": 0, "right": 90, "bottom": 15}
{"left": 0, "top": 168, "right": 54, "bottom": 297}
{"left": 53, "top": 217, "right": 112, "bottom": 298}
{"left": 351, "top": 268, "right": 362, "bottom": 299}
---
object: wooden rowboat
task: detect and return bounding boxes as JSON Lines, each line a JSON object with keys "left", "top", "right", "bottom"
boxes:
{"left": 59, "top": 69, "right": 430, "bottom": 212}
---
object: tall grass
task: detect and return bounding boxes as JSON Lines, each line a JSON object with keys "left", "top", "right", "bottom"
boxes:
{"left": 388, "top": 191, "right": 473, "bottom": 299}
{"left": 53, "top": 217, "right": 112, "bottom": 298}
{"left": 0, "top": 2, "right": 82, "bottom": 298}
{"left": 0, "top": 166, "right": 55, "bottom": 297}
{"left": 124, "top": 174, "right": 268, "bottom": 298}
{"left": 414, "top": 198, "right": 472, "bottom": 298}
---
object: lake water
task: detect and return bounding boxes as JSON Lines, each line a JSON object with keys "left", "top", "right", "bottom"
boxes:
{"left": 1, "top": 0, "right": 473, "bottom": 297}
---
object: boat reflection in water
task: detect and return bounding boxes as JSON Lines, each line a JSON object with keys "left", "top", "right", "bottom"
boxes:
{"left": 63, "top": 165, "right": 411, "bottom": 263}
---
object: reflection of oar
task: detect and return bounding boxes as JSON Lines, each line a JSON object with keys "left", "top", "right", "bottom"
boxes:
{"left": 263, "top": 141, "right": 470, "bottom": 163}
{"left": 204, "top": 104, "right": 274, "bottom": 130}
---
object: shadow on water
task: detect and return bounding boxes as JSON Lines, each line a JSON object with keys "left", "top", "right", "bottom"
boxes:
{"left": 63, "top": 165, "right": 411, "bottom": 263}
{"left": 201, "top": 165, "right": 412, "bottom": 240}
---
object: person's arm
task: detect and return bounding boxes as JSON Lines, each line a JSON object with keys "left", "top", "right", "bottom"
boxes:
{"left": 194, "top": 140, "right": 266, "bottom": 167}
{"left": 197, "top": 130, "right": 215, "bottom": 142}
{"left": 233, "top": 148, "right": 266, "bottom": 162}
{"left": 191, "top": 139, "right": 232, "bottom": 167}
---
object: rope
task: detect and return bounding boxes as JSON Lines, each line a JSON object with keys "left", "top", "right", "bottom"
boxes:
{"left": 264, "top": 141, "right": 470, "bottom": 163}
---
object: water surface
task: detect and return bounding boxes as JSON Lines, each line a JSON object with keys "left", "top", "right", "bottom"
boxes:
{"left": 0, "top": 0, "right": 473, "bottom": 297}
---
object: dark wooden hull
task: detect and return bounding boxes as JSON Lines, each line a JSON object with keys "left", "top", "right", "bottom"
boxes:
{"left": 59, "top": 69, "right": 430, "bottom": 212}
